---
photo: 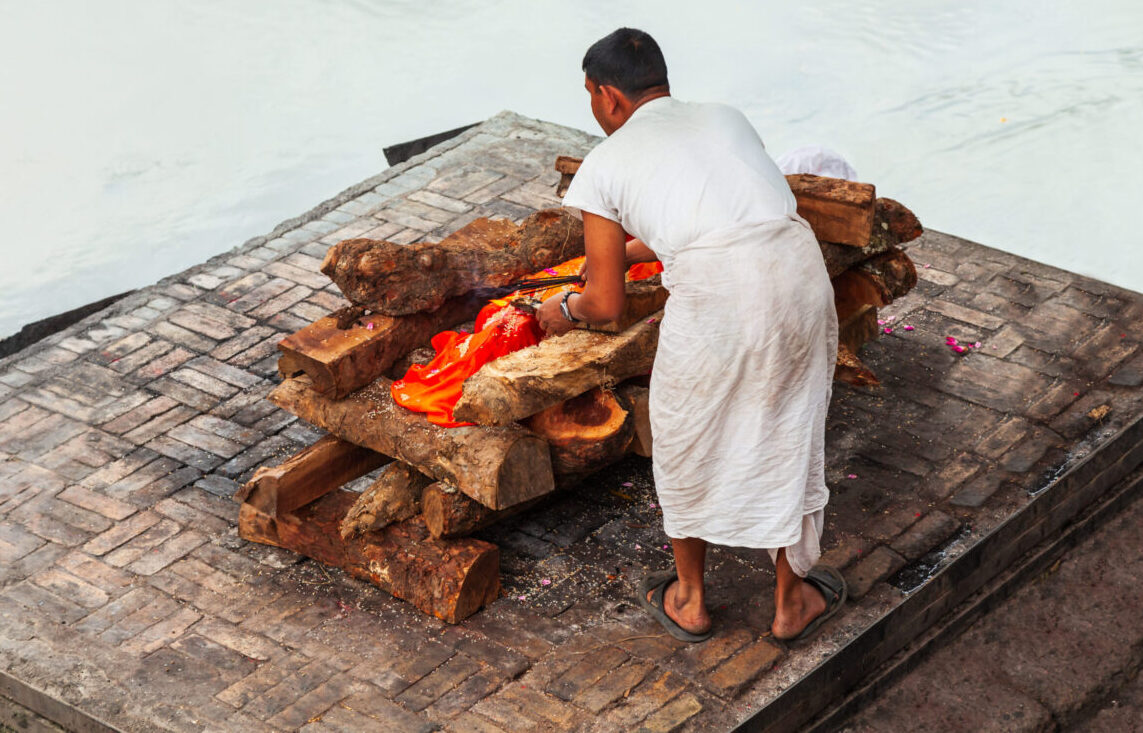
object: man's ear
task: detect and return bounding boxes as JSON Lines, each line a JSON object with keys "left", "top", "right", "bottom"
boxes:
{"left": 599, "top": 84, "right": 624, "bottom": 115}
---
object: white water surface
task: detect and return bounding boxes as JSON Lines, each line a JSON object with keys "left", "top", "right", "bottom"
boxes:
{"left": 1, "top": 1, "right": 1140, "bottom": 340}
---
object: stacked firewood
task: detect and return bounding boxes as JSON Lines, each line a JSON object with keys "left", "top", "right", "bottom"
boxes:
{"left": 234, "top": 161, "right": 921, "bottom": 624}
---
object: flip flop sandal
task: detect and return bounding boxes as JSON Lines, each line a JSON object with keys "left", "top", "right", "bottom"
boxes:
{"left": 636, "top": 570, "right": 714, "bottom": 643}
{"left": 786, "top": 565, "right": 847, "bottom": 643}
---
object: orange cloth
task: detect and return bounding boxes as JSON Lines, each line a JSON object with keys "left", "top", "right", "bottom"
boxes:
{"left": 392, "top": 256, "right": 664, "bottom": 427}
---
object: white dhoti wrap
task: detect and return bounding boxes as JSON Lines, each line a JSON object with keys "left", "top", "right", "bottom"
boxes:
{"left": 650, "top": 216, "right": 837, "bottom": 555}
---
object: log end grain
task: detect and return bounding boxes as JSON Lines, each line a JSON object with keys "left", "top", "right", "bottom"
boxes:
{"left": 524, "top": 388, "right": 634, "bottom": 476}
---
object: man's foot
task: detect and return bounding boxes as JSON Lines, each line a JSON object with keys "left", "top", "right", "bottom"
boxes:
{"left": 771, "top": 566, "right": 846, "bottom": 641}
{"left": 637, "top": 571, "right": 713, "bottom": 642}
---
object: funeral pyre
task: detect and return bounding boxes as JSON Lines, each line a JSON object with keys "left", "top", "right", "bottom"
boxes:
{"left": 235, "top": 160, "right": 921, "bottom": 623}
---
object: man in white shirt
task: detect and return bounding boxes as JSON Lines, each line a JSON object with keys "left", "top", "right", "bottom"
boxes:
{"left": 536, "top": 28, "right": 845, "bottom": 643}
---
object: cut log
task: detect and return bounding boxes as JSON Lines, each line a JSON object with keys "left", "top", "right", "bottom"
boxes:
{"left": 838, "top": 304, "right": 881, "bottom": 356}
{"left": 321, "top": 209, "right": 584, "bottom": 316}
{"left": 421, "top": 482, "right": 557, "bottom": 540}
{"left": 877, "top": 197, "right": 923, "bottom": 243}
{"left": 857, "top": 248, "right": 918, "bottom": 300}
{"left": 277, "top": 297, "right": 483, "bottom": 399}
{"left": 239, "top": 492, "right": 499, "bottom": 623}
{"left": 524, "top": 387, "right": 634, "bottom": 476}
{"left": 785, "top": 174, "right": 876, "bottom": 247}
{"left": 340, "top": 461, "right": 433, "bottom": 540}
{"left": 555, "top": 156, "right": 582, "bottom": 197}
{"left": 268, "top": 375, "right": 554, "bottom": 510}
{"left": 453, "top": 310, "right": 662, "bottom": 426}
{"left": 616, "top": 383, "right": 652, "bottom": 458}
{"left": 819, "top": 202, "right": 903, "bottom": 278}
{"left": 234, "top": 435, "right": 388, "bottom": 517}
{"left": 836, "top": 343, "right": 880, "bottom": 387}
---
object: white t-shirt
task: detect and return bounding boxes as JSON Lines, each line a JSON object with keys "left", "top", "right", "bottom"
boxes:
{"left": 562, "top": 96, "right": 796, "bottom": 265}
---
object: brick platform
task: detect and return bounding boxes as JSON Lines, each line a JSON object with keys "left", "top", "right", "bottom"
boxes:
{"left": 1, "top": 112, "right": 1141, "bottom": 732}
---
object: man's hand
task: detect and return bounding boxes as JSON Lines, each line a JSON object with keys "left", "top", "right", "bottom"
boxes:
{"left": 537, "top": 293, "right": 576, "bottom": 336}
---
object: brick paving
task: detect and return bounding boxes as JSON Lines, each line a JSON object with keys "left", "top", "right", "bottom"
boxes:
{"left": 0, "top": 111, "right": 1141, "bottom": 732}
{"left": 840, "top": 468, "right": 1143, "bottom": 732}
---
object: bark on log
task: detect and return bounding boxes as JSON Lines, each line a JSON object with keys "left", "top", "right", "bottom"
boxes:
{"left": 238, "top": 492, "right": 499, "bottom": 623}
{"left": 820, "top": 203, "right": 898, "bottom": 278}
{"left": 452, "top": 310, "right": 662, "bottom": 427}
{"left": 616, "top": 383, "right": 652, "bottom": 458}
{"left": 785, "top": 174, "right": 876, "bottom": 247}
{"left": 340, "top": 461, "right": 433, "bottom": 540}
{"left": 277, "top": 297, "right": 483, "bottom": 399}
{"left": 524, "top": 387, "right": 634, "bottom": 477}
{"left": 321, "top": 209, "right": 584, "bottom": 316}
{"left": 421, "top": 482, "right": 495, "bottom": 539}
{"left": 877, "top": 197, "right": 923, "bottom": 244}
{"left": 838, "top": 304, "right": 881, "bottom": 356}
{"left": 268, "top": 375, "right": 554, "bottom": 510}
{"left": 835, "top": 343, "right": 880, "bottom": 387}
{"left": 234, "top": 434, "right": 388, "bottom": 517}
{"left": 857, "top": 248, "right": 918, "bottom": 300}
{"left": 832, "top": 248, "right": 917, "bottom": 322}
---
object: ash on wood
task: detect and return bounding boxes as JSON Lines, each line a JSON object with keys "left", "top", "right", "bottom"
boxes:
{"left": 268, "top": 375, "right": 555, "bottom": 510}
{"left": 239, "top": 493, "right": 499, "bottom": 623}
{"left": 321, "top": 209, "right": 584, "bottom": 316}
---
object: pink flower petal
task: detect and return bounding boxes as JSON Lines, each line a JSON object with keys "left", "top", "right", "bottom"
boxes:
{"left": 635, "top": 544, "right": 642, "bottom": 550}
{"left": 365, "top": 322, "right": 375, "bottom": 331}
{"left": 903, "top": 325, "right": 914, "bottom": 331}
{"left": 883, "top": 327, "right": 893, "bottom": 334}
{"left": 847, "top": 473, "right": 858, "bottom": 479}
{"left": 662, "top": 544, "right": 669, "bottom": 550}
{"left": 518, "top": 595, "right": 526, "bottom": 600}
{"left": 973, "top": 342, "right": 982, "bottom": 348}
{"left": 544, "top": 268, "right": 558, "bottom": 275}
{"left": 877, "top": 319, "right": 886, "bottom": 325}
{"left": 923, "top": 263, "right": 932, "bottom": 268}
{"left": 621, "top": 482, "right": 633, "bottom": 487}
{"left": 540, "top": 578, "right": 551, "bottom": 586}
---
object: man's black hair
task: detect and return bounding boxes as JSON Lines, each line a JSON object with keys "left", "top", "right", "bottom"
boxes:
{"left": 582, "top": 28, "right": 669, "bottom": 98}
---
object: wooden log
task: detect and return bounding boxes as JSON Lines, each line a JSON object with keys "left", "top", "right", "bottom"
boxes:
{"left": 452, "top": 310, "right": 662, "bottom": 427}
{"left": 422, "top": 482, "right": 561, "bottom": 540}
{"left": 616, "top": 383, "right": 652, "bottom": 458}
{"left": 785, "top": 174, "right": 876, "bottom": 247}
{"left": 234, "top": 435, "right": 388, "bottom": 517}
{"left": 268, "top": 375, "right": 554, "bottom": 510}
{"left": 877, "top": 197, "right": 923, "bottom": 243}
{"left": 238, "top": 492, "right": 499, "bottom": 623}
{"left": 857, "top": 248, "right": 917, "bottom": 300}
{"left": 555, "top": 156, "right": 582, "bottom": 197}
{"left": 423, "top": 482, "right": 502, "bottom": 539}
{"left": 321, "top": 209, "right": 584, "bottom": 316}
{"left": 835, "top": 343, "right": 880, "bottom": 387}
{"left": 340, "top": 461, "right": 432, "bottom": 540}
{"left": 524, "top": 387, "right": 634, "bottom": 477}
{"left": 277, "top": 297, "right": 484, "bottom": 399}
{"left": 838, "top": 304, "right": 881, "bottom": 356}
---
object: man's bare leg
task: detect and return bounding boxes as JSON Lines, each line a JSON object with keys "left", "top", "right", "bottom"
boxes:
{"left": 771, "top": 547, "right": 827, "bottom": 639}
{"left": 647, "top": 537, "right": 711, "bottom": 634}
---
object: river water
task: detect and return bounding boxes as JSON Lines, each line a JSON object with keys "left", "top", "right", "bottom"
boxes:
{"left": 1, "top": 1, "right": 1140, "bottom": 340}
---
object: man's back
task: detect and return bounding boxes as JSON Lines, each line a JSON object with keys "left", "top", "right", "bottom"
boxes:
{"left": 564, "top": 96, "right": 797, "bottom": 259}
